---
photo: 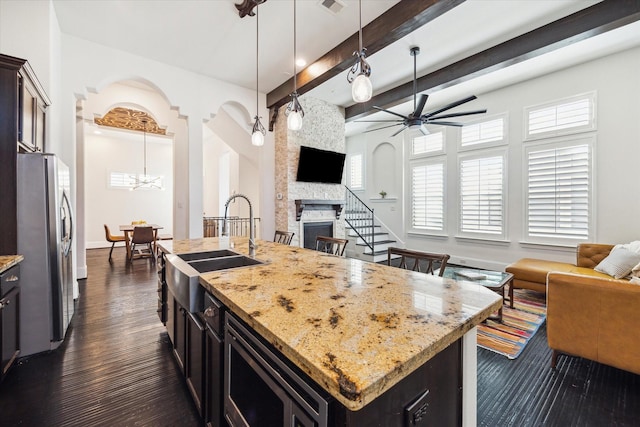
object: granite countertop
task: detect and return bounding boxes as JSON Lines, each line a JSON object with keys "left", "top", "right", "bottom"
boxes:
{"left": 160, "top": 237, "right": 502, "bottom": 411}
{"left": 0, "top": 255, "right": 24, "bottom": 274}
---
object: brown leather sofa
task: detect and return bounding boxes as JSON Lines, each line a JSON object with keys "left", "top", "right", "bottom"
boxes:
{"left": 547, "top": 270, "right": 640, "bottom": 375}
{"left": 507, "top": 243, "right": 640, "bottom": 375}
{"left": 505, "top": 243, "right": 614, "bottom": 307}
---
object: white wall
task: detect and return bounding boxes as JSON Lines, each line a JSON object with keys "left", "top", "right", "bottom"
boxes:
{"left": 84, "top": 130, "right": 173, "bottom": 248}
{"left": 347, "top": 46, "right": 640, "bottom": 269}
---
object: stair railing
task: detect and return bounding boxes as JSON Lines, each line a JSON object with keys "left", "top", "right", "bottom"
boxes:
{"left": 203, "top": 216, "right": 261, "bottom": 239}
{"left": 345, "top": 186, "right": 375, "bottom": 254}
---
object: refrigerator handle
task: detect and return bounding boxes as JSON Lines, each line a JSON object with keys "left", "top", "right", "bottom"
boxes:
{"left": 61, "top": 191, "right": 74, "bottom": 256}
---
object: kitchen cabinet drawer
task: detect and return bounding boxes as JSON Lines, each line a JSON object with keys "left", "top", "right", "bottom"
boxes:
{"left": 1, "top": 286, "right": 20, "bottom": 377}
{"left": 202, "top": 292, "right": 224, "bottom": 336}
{"left": 1, "top": 265, "right": 20, "bottom": 297}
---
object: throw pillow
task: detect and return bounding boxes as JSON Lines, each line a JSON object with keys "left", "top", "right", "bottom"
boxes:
{"left": 594, "top": 247, "right": 640, "bottom": 279}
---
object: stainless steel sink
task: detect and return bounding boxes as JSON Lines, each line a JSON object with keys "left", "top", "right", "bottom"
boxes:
{"left": 177, "top": 249, "right": 238, "bottom": 262}
{"left": 165, "top": 250, "right": 264, "bottom": 312}
{"left": 188, "top": 255, "right": 263, "bottom": 273}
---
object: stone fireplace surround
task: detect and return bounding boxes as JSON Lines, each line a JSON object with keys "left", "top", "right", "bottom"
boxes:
{"left": 273, "top": 96, "right": 347, "bottom": 248}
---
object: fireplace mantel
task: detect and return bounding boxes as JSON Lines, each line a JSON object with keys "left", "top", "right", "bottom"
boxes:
{"left": 294, "top": 199, "right": 345, "bottom": 221}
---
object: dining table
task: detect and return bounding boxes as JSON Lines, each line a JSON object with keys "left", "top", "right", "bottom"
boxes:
{"left": 119, "top": 224, "right": 163, "bottom": 260}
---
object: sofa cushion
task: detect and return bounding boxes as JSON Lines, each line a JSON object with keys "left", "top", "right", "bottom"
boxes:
{"left": 506, "top": 258, "right": 576, "bottom": 284}
{"left": 594, "top": 247, "right": 640, "bottom": 279}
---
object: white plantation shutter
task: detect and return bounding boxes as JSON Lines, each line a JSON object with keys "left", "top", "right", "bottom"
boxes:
{"left": 526, "top": 94, "right": 594, "bottom": 138}
{"left": 349, "top": 153, "right": 363, "bottom": 189}
{"left": 461, "top": 117, "right": 504, "bottom": 147}
{"left": 459, "top": 155, "right": 504, "bottom": 236}
{"left": 411, "top": 161, "right": 444, "bottom": 231}
{"left": 109, "top": 172, "right": 134, "bottom": 188}
{"left": 412, "top": 131, "right": 444, "bottom": 156}
{"left": 527, "top": 143, "right": 590, "bottom": 240}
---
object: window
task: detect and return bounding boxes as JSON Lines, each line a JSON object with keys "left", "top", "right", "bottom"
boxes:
{"left": 460, "top": 116, "right": 505, "bottom": 149}
{"left": 525, "top": 139, "right": 592, "bottom": 242}
{"left": 109, "top": 171, "right": 164, "bottom": 190}
{"left": 410, "top": 160, "right": 445, "bottom": 232}
{"left": 348, "top": 153, "right": 363, "bottom": 190}
{"left": 412, "top": 130, "right": 444, "bottom": 156}
{"left": 459, "top": 153, "right": 505, "bottom": 238}
{"left": 525, "top": 92, "right": 595, "bottom": 139}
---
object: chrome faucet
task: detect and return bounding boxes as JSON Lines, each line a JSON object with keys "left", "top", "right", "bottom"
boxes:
{"left": 223, "top": 193, "right": 256, "bottom": 257}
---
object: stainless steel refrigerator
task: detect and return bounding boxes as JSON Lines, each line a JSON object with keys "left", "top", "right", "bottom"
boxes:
{"left": 17, "top": 152, "right": 75, "bottom": 357}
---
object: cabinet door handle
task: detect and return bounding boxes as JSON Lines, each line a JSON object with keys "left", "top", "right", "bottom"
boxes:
{"left": 5, "top": 275, "right": 19, "bottom": 282}
{"left": 204, "top": 307, "right": 215, "bottom": 317}
{"left": 0, "top": 299, "right": 9, "bottom": 309}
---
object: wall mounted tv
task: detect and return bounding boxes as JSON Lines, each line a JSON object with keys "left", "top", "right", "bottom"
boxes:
{"left": 296, "top": 146, "right": 346, "bottom": 184}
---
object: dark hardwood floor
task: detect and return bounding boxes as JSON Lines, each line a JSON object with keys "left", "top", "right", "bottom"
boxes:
{"left": 1, "top": 247, "right": 638, "bottom": 426}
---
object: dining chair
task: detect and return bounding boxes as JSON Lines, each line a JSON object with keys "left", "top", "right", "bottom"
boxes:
{"left": 130, "top": 225, "right": 156, "bottom": 261}
{"left": 315, "top": 236, "right": 348, "bottom": 256}
{"left": 274, "top": 230, "right": 294, "bottom": 245}
{"left": 104, "top": 224, "right": 126, "bottom": 262}
{"left": 387, "top": 247, "right": 450, "bottom": 276}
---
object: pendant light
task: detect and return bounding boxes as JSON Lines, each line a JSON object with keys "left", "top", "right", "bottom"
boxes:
{"left": 131, "top": 119, "right": 162, "bottom": 190}
{"left": 347, "top": 0, "right": 372, "bottom": 103}
{"left": 251, "top": 4, "right": 265, "bottom": 146}
{"left": 285, "top": 0, "right": 304, "bottom": 131}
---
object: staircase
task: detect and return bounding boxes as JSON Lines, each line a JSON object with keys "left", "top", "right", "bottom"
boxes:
{"left": 344, "top": 187, "right": 399, "bottom": 263}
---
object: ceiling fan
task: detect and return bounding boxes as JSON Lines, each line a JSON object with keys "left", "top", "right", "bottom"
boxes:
{"left": 358, "top": 46, "right": 487, "bottom": 137}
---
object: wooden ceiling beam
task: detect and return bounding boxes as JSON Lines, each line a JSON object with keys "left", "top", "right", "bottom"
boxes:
{"left": 266, "top": 0, "right": 466, "bottom": 129}
{"left": 345, "top": 0, "right": 640, "bottom": 121}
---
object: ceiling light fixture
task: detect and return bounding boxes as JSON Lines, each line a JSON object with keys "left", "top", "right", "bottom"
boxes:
{"left": 285, "top": 0, "right": 304, "bottom": 131}
{"left": 130, "top": 119, "right": 162, "bottom": 190}
{"left": 347, "top": 0, "right": 372, "bottom": 103}
{"left": 251, "top": 4, "right": 265, "bottom": 147}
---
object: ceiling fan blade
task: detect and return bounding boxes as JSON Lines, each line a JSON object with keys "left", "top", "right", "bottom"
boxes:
{"left": 373, "top": 106, "right": 409, "bottom": 120}
{"left": 391, "top": 125, "right": 409, "bottom": 137}
{"left": 427, "top": 121, "right": 464, "bottom": 127}
{"left": 427, "top": 109, "right": 487, "bottom": 120}
{"left": 363, "top": 123, "right": 405, "bottom": 133}
{"left": 355, "top": 119, "right": 405, "bottom": 123}
{"left": 422, "top": 95, "right": 477, "bottom": 119}
{"left": 413, "top": 94, "right": 428, "bottom": 117}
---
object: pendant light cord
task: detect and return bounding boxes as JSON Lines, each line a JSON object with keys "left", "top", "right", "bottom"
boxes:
{"left": 358, "top": 0, "right": 362, "bottom": 52}
{"left": 256, "top": 5, "right": 260, "bottom": 112}
{"left": 293, "top": 0, "right": 297, "bottom": 92}
{"left": 143, "top": 121, "right": 147, "bottom": 176}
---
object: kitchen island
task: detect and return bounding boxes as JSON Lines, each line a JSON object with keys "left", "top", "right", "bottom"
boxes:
{"left": 159, "top": 237, "right": 502, "bottom": 426}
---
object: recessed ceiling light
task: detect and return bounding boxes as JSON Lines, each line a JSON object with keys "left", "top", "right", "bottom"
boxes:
{"left": 296, "top": 58, "right": 306, "bottom": 67}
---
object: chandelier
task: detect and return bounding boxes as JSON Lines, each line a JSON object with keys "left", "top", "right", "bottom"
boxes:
{"left": 130, "top": 119, "right": 162, "bottom": 190}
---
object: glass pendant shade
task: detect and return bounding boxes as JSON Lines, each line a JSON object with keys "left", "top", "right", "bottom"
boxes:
{"left": 287, "top": 110, "right": 303, "bottom": 131}
{"left": 351, "top": 73, "right": 372, "bottom": 103}
{"left": 251, "top": 130, "right": 264, "bottom": 146}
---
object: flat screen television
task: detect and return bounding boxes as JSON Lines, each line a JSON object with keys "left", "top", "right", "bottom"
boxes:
{"left": 296, "top": 146, "right": 346, "bottom": 184}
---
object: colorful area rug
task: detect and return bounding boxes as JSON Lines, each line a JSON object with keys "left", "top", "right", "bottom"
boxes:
{"left": 477, "top": 289, "right": 546, "bottom": 359}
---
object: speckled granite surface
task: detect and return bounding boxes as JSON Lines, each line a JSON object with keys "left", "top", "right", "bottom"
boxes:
{"left": 160, "top": 237, "right": 502, "bottom": 411}
{"left": 0, "top": 255, "right": 23, "bottom": 274}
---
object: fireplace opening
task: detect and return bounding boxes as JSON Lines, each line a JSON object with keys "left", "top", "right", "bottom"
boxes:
{"left": 302, "top": 221, "right": 333, "bottom": 249}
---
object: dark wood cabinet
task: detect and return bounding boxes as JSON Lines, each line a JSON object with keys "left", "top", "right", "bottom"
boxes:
{"left": 18, "top": 73, "right": 47, "bottom": 153}
{"left": 1, "top": 264, "right": 21, "bottom": 380}
{"left": 0, "top": 54, "right": 50, "bottom": 256}
{"left": 173, "top": 300, "right": 187, "bottom": 374}
{"left": 205, "top": 324, "right": 223, "bottom": 427}
{"left": 186, "top": 312, "right": 205, "bottom": 417}
{"left": 157, "top": 252, "right": 167, "bottom": 324}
